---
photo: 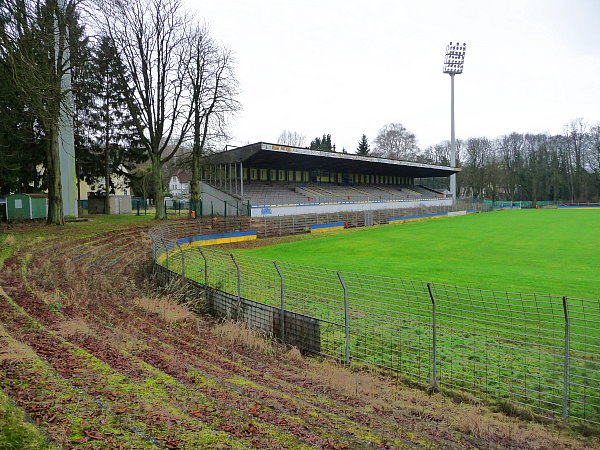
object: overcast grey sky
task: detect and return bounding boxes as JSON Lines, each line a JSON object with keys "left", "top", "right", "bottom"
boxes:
{"left": 184, "top": 0, "right": 600, "bottom": 152}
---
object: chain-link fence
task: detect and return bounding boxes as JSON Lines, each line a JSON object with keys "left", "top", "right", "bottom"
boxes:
{"left": 149, "top": 214, "right": 599, "bottom": 426}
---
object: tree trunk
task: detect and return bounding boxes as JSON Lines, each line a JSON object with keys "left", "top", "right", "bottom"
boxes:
{"left": 104, "top": 92, "right": 111, "bottom": 214}
{"left": 152, "top": 154, "right": 166, "bottom": 219}
{"left": 190, "top": 107, "right": 201, "bottom": 216}
{"left": 190, "top": 155, "right": 200, "bottom": 216}
{"left": 46, "top": 119, "right": 64, "bottom": 225}
{"left": 104, "top": 144, "right": 111, "bottom": 215}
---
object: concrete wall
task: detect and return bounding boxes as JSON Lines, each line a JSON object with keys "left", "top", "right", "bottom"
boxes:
{"left": 251, "top": 199, "right": 453, "bottom": 217}
{"left": 88, "top": 195, "right": 132, "bottom": 214}
{"left": 154, "top": 264, "right": 320, "bottom": 354}
{"left": 200, "top": 182, "right": 246, "bottom": 216}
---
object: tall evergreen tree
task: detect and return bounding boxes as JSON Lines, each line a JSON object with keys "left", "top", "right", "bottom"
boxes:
{"left": 310, "top": 133, "right": 334, "bottom": 152}
{"left": 78, "top": 37, "right": 144, "bottom": 213}
{"left": 0, "top": 61, "right": 45, "bottom": 195}
{"left": 356, "top": 134, "right": 370, "bottom": 155}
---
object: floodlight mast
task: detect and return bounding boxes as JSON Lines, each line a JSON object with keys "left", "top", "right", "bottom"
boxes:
{"left": 443, "top": 42, "right": 466, "bottom": 202}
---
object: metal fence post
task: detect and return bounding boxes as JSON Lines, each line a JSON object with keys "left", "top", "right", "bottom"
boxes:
{"left": 274, "top": 262, "right": 285, "bottom": 343}
{"left": 562, "top": 296, "right": 570, "bottom": 422}
{"left": 164, "top": 240, "right": 170, "bottom": 270}
{"left": 176, "top": 242, "right": 185, "bottom": 278}
{"left": 198, "top": 248, "right": 208, "bottom": 285}
{"left": 230, "top": 253, "right": 242, "bottom": 320}
{"left": 427, "top": 283, "right": 438, "bottom": 388}
{"left": 337, "top": 272, "right": 350, "bottom": 365}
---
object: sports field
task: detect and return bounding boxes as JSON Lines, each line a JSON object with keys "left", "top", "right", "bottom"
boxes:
{"left": 239, "top": 209, "right": 600, "bottom": 300}
{"left": 160, "top": 208, "right": 600, "bottom": 422}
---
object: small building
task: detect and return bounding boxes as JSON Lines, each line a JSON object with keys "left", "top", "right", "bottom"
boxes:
{"left": 6, "top": 193, "right": 48, "bottom": 220}
{"left": 88, "top": 194, "right": 133, "bottom": 214}
{"left": 169, "top": 169, "right": 191, "bottom": 197}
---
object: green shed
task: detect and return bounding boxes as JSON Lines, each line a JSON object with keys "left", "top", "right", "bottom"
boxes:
{"left": 6, "top": 193, "right": 48, "bottom": 220}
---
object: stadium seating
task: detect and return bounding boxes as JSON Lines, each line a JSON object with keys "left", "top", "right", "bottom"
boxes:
{"left": 242, "top": 182, "right": 311, "bottom": 206}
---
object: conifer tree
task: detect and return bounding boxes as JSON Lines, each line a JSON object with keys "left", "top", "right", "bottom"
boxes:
{"left": 357, "top": 134, "right": 370, "bottom": 155}
{"left": 77, "top": 37, "right": 144, "bottom": 213}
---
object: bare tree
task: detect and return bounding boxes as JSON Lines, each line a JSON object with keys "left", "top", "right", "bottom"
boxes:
{"left": 590, "top": 124, "right": 600, "bottom": 200}
{"left": 372, "top": 123, "right": 419, "bottom": 161}
{"left": 186, "top": 25, "right": 240, "bottom": 215}
{"left": 0, "top": 0, "right": 79, "bottom": 224}
{"left": 277, "top": 130, "right": 306, "bottom": 147}
{"left": 565, "top": 118, "right": 589, "bottom": 201}
{"left": 95, "top": 0, "right": 195, "bottom": 219}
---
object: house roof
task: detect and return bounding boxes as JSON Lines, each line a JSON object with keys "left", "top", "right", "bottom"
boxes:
{"left": 201, "top": 142, "right": 459, "bottom": 178}
{"left": 8, "top": 193, "right": 48, "bottom": 198}
{"left": 172, "top": 169, "right": 191, "bottom": 184}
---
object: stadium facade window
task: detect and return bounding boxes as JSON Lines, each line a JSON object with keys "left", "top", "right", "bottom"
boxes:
{"left": 269, "top": 169, "right": 276, "bottom": 181}
{"left": 243, "top": 168, "right": 248, "bottom": 180}
{"left": 294, "top": 171, "right": 301, "bottom": 182}
{"left": 278, "top": 170, "right": 285, "bottom": 181}
{"left": 288, "top": 170, "right": 294, "bottom": 182}
{"left": 260, "top": 168, "right": 267, "bottom": 181}
{"left": 250, "top": 168, "right": 257, "bottom": 181}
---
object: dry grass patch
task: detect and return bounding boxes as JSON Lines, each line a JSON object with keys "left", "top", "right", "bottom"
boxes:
{"left": 300, "top": 359, "right": 597, "bottom": 449}
{"left": 134, "top": 296, "right": 196, "bottom": 326}
{"left": 0, "top": 332, "right": 36, "bottom": 363}
{"left": 212, "top": 320, "right": 274, "bottom": 356}
{"left": 284, "top": 346, "right": 303, "bottom": 363}
{"left": 55, "top": 318, "right": 92, "bottom": 337}
{"left": 3, "top": 235, "right": 16, "bottom": 246}
{"left": 309, "top": 360, "right": 393, "bottom": 411}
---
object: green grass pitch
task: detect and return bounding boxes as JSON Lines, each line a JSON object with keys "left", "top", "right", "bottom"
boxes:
{"left": 168, "top": 208, "right": 600, "bottom": 421}
{"left": 238, "top": 209, "right": 600, "bottom": 300}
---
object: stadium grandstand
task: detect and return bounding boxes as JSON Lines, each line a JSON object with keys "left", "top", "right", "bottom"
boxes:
{"left": 199, "top": 142, "right": 459, "bottom": 217}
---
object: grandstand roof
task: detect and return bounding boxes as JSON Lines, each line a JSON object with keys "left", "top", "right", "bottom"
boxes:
{"left": 202, "top": 142, "right": 459, "bottom": 178}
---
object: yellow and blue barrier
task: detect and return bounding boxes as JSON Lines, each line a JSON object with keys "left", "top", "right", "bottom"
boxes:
{"left": 388, "top": 212, "right": 447, "bottom": 225}
{"left": 310, "top": 222, "right": 345, "bottom": 233}
{"left": 558, "top": 205, "right": 600, "bottom": 210}
{"left": 158, "top": 231, "right": 257, "bottom": 263}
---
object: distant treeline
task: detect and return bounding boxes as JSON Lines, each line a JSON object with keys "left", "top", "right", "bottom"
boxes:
{"left": 418, "top": 120, "right": 600, "bottom": 203}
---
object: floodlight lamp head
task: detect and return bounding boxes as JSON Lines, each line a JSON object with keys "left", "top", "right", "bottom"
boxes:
{"left": 443, "top": 41, "right": 466, "bottom": 75}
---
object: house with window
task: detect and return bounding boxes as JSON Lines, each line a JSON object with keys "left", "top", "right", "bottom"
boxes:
{"left": 169, "top": 169, "right": 191, "bottom": 197}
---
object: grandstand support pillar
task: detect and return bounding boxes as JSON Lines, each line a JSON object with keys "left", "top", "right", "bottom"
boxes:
{"left": 562, "top": 296, "right": 570, "bottom": 422}
{"left": 337, "top": 272, "right": 350, "bottom": 365}
{"left": 274, "top": 262, "right": 286, "bottom": 343}
{"left": 427, "top": 283, "right": 438, "bottom": 388}
{"left": 240, "top": 161, "right": 244, "bottom": 197}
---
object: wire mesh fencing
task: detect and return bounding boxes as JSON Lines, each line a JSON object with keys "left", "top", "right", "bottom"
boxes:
{"left": 150, "top": 227, "right": 600, "bottom": 427}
